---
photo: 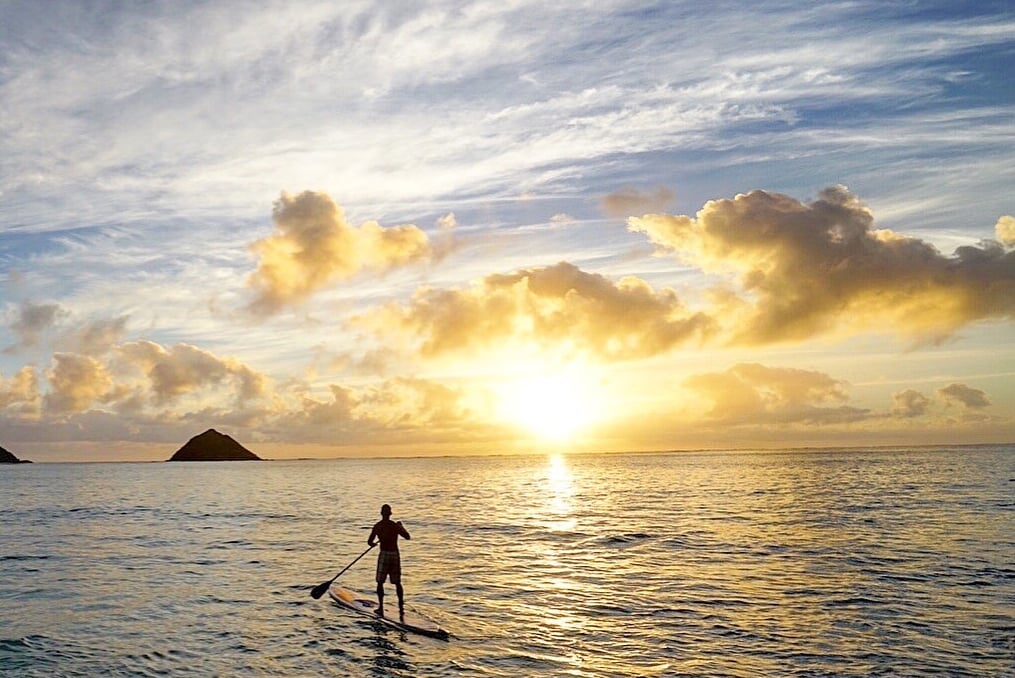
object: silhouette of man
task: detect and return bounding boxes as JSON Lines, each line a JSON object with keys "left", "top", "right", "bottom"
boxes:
{"left": 367, "top": 503, "right": 410, "bottom": 618}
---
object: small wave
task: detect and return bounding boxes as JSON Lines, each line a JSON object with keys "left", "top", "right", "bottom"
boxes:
{"left": 956, "top": 579, "right": 996, "bottom": 587}
{"left": 0, "top": 554, "right": 51, "bottom": 561}
{"left": 581, "top": 532, "right": 653, "bottom": 548}
{"left": 0, "top": 637, "right": 32, "bottom": 650}
{"left": 826, "top": 596, "right": 882, "bottom": 607}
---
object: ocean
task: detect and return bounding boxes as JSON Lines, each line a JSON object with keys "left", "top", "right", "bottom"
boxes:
{"left": 1, "top": 446, "right": 1012, "bottom": 677}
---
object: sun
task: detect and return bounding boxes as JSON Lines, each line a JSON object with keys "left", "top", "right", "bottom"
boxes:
{"left": 495, "top": 368, "right": 602, "bottom": 443}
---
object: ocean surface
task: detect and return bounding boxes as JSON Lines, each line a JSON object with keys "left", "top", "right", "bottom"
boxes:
{"left": 1, "top": 446, "right": 1013, "bottom": 677}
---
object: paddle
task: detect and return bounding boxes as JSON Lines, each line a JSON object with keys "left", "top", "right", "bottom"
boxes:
{"left": 310, "top": 543, "right": 376, "bottom": 599}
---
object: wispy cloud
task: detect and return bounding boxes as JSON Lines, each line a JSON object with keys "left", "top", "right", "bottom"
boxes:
{"left": 3, "top": 2, "right": 1011, "bottom": 234}
{"left": 600, "top": 187, "right": 674, "bottom": 219}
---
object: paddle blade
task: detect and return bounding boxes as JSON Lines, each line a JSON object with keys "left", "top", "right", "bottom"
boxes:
{"left": 310, "top": 580, "right": 331, "bottom": 599}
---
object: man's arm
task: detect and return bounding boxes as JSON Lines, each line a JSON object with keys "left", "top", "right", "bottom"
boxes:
{"left": 397, "top": 520, "right": 411, "bottom": 540}
{"left": 367, "top": 524, "right": 378, "bottom": 547}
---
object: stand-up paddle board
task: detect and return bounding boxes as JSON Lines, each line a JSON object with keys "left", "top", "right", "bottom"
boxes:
{"left": 328, "top": 584, "right": 449, "bottom": 640}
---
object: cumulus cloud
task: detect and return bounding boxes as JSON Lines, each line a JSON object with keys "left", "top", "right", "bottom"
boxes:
{"left": 683, "top": 362, "right": 869, "bottom": 425}
{"left": 5, "top": 301, "right": 68, "bottom": 352}
{"left": 891, "top": 389, "right": 931, "bottom": 418}
{"left": 0, "top": 366, "right": 40, "bottom": 412}
{"left": 44, "top": 353, "right": 114, "bottom": 414}
{"left": 601, "top": 186, "right": 674, "bottom": 218}
{"left": 12, "top": 339, "right": 272, "bottom": 428}
{"left": 360, "top": 261, "right": 714, "bottom": 361}
{"left": 629, "top": 186, "right": 1015, "bottom": 344}
{"left": 263, "top": 375, "right": 482, "bottom": 445}
{"left": 360, "top": 376, "right": 471, "bottom": 429}
{"left": 6, "top": 336, "right": 480, "bottom": 447}
{"left": 116, "top": 341, "right": 266, "bottom": 404}
{"left": 997, "top": 215, "right": 1015, "bottom": 247}
{"left": 247, "top": 191, "right": 434, "bottom": 314}
{"left": 936, "top": 383, "right": 990, "bottom": 409}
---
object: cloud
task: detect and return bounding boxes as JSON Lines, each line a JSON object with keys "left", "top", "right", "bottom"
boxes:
{"left": 360, "top": 376, "right": 473, "bottom": 430}
{"left": 891, "top": 389, "right": 931, "bottom": 418}
{"left": 360, "top": 261, "right": 715, "bottom": 361}
{"left": 997, "top": 215, "right": 1015, "bottom": 247}
{"left": 5, "top": 301, "right": 68, "bottom": 352}
{"left": 432, "top": 212, "right": 459, "bottom": 260}
{"left": 246, "top": 191, "right": 434, "bottom": 314}
{"left": 629, "top": 186, "right": 1015, "bottom": 344}
{"left": 57, "top": 315, "right": 130, "bottom": 355}
{"left": 683, "top": 362, "right": 869, "bottom": 425}
{"left": 116, "top": 341, "right": 266, "bottom": 405}
{"left": 6, "top": 334, "right": 492, "bottom": 447}
{"left": 44, "top": 353, "right": 114, "bottom": 414}
{"left": 263, "top": 375, "right": 485, "bottom": 446}
{"left": 936, "top": 383, "right": 990, "bottom": 409}
{"left": 436, "top": 213, "right": 458, "bottom": 231}
{"left": 0, "top": 366, "right": 40, "bottom": 413}
{"left": 600, "top": 186, "right": 674, "bottom": 218}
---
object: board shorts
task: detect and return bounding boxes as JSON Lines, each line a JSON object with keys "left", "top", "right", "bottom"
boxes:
{"left": 376, "top": 549, "right": 401, "bottom": 584}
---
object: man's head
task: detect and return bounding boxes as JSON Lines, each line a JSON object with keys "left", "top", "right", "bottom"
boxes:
{"left": 381, "top": 503, "right": 392, "bottom": 517}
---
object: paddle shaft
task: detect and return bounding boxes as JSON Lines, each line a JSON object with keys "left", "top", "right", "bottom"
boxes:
{"left": 311, "top": 543, "right": 375, "bottom": 598}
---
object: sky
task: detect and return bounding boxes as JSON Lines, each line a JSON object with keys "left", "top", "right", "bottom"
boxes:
{"left": 1, "top": 1, "right": 1013, "bottom": 462}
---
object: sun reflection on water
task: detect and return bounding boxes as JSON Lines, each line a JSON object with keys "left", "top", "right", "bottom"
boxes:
{"left": 544, "top": 453, "right": 576, "bottom": 531}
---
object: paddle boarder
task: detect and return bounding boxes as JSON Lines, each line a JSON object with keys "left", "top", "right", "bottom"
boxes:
{"left": 367, "top": 503, "right": 411, "bottom": 618}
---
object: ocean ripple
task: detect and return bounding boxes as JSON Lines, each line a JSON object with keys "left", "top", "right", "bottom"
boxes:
{"left": 1, "top": 448, "right": 1013, "bottom": 676}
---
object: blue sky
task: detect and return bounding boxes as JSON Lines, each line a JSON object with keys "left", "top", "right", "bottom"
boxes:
{"left": 1, "top": 1, "right": 1013, "bottom": 461}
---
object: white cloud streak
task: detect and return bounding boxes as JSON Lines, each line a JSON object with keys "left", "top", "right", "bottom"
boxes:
{"left": 2, "top": 2, "right": 1011, "bottom": 234}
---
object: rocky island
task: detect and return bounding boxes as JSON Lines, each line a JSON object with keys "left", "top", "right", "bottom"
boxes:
{"left": 0, "top": 445, "right": 31, "bottom": 463}
{"left": 168, "top": 429, "right": 262, "bottom": 461}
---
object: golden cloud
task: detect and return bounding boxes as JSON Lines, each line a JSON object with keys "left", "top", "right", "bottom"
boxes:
{"left": 683, "top": 362, "right": 869, "bottom": 425}
{"left": 360, "top": 261, "right": 715, "bottom": 361}
{"left": 997, "top": 215, "right": 1015, "bottom": 247}
{"left": 116, "top": 341, "right": 266, "bottom": 404}
{"left": 44, "top": 353, "right": 114, "bottom": 414}
{"left": 4, "top": 332, "right": 490, "bottom": 447}
{"left": 266, "top": 376, "right": 483, "bottom": 445}
{"left": 629, "top": 186, "right": 1015, "bottom": 344}
{"left": 0, "top": 366, "right": 39, "bottom": 411}
{"left": 936, "top": 383, "right": 990, "bottom": 409}
{"left": 247, "top": 191, "right": 434, "bottom": 314}
{"left": 359, "top": 376, "right": 473, "bottom": 429}
{"left": 891, "top": 389, "right": 931, "bottom": 418}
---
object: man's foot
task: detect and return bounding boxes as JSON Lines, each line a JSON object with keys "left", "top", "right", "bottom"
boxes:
{"left": 376, "top": 606, "right": 384, "bottom": 617}
{"left": 399, "top": 606, "right": 405, "bottom": 621}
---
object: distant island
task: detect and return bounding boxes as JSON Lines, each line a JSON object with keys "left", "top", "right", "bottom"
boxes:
{"left": 0, "top": 445, "right": 31, "bottom": 464}
{"left": 168, "top": 429, "right": 262, "bottom": 461}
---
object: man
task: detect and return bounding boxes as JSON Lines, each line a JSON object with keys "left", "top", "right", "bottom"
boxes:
{"left": 367, "top": 503, "right": 411, "bottom": 618}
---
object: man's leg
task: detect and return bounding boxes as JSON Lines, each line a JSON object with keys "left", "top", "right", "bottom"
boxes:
{"left": 376, "top": 580, "right": 385, "bottom": 616}
{"left": 395, "top": 582, "right": 405, "bottom": 616}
